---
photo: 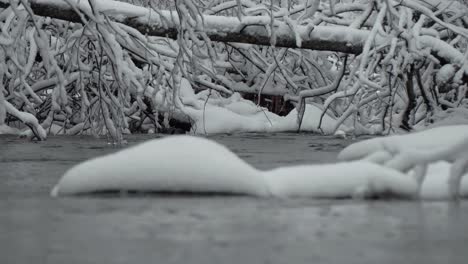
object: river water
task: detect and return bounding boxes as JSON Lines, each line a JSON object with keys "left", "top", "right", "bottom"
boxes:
{"left": 1, "top": 133, "right": 467, "bottom": 264}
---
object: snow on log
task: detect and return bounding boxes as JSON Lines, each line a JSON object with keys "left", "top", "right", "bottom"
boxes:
{"left": 1, "top": 1, "right": 463, "bottom": 64}
{"left": 2, "top": 0, "right": 366, "bottom": 54}
{"left": 5, "top": 0, "right": 461, "bottom": 64}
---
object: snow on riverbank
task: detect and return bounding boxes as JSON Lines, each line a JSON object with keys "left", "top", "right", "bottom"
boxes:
{"left": 181, "top": 78, "right": 345, "bottom": 134}
{"left": 186, "top": 101, "right": 341, "bottom": 135}
{"left": 51, "top": 134, "right": 468, "bottom": 200}
{"left": 1, "top": 78, "right": 344, "bottom": 137}
{"left": 3, "top": 74, "right": 464, "bottom": 138}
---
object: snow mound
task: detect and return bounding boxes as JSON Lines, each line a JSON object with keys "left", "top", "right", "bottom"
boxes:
{"left": 186, "top": 104, "right": 279, "bottom": 134}
{"left": 0, "top": 124, "right": 21, "bottom": 135}
{"left": 337, "top": 125, "right": 468, "bottom": 199}
{"left": 427, "top": 107, "right": 468, "bottom": 128}
{"left": 185, "top": 96, "right": 345, "bottom": 134}
{"left": 265, "top": 162, "right": 418, "bottom": 199}
{"left": 338, "top": 125, "right": 468, "bottom": 162}
{"left": 436, "top": 64, "right": 456, "bottom": 85}
{"left": 52, "top": 135, "right": 426, "bottom": 199}
{"left": 51, "top": 136, "right": 269, "bottom": 197}
{"left": 177, "top": 79, "right": 346, "bottom": 134}
{"left": 185, "top": 95, "right": 344, "bottom": 134}
{"left": 281, "top": 104, "right": 341, "bottom": 134}
{"left": 419, "top": 162, "right": 468, "bottom": 200}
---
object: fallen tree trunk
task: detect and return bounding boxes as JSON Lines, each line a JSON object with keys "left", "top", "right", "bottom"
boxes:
{"left": 1, "top": 0, "right": 367, "bottom": 54}
{"left": 1, "top": 0, "right": 463, "bottom": 64}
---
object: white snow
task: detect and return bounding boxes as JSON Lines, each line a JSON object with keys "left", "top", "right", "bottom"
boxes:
{"left": 426, "top": 107, "right": 468, "bottom": 128}
{"left": 179, "top": 78, "right": 345, "bottom": 134}
{"left": 186, "top": 104, "right": 277, "bottom": 134}
{"left": 185, "top": 100, "right": 343, "bottom": 134}
{"left": 265, "top": 162, "right": 418, "bottom": 199}
{"left": 419, "top": 162, "right": 468, "bottom": 200}
{"left": 436, "top": 64, "right": 456, "bottom": 85}
{"left": 338, "top": 125, "right": 468, "bottom": 199}
{"left": 4, "top": 101, "right": 47, "bottom": 140}
{"left": 0, "top": 124, "right": 21, "bottom": 135}
{"left": 51, "top": 136, "right": 269, "bottom": 197}
{"left": 280, "top": 104, "right": 341, "bottom": 134}
{"left": 338, "top": 125, "right": 468, "bottom": 162}
{"left": 51, "top": 134, "right": 467, "bottom": 200}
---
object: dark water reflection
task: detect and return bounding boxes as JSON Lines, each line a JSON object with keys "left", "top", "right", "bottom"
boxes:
{"left": 1, "top": 133, "right": 467, "bottom": 264}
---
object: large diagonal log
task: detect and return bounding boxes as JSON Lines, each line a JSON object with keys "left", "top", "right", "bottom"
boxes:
{"left": 1, "top": 0, "right": 367, "bottom": 54}
{"left": 0, "top": 0, "right": 464, "bottom": 65}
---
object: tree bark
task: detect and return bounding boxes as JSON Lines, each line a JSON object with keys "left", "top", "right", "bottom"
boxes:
{"left": 400, "top": 67, "right": 417, "bottom": 131}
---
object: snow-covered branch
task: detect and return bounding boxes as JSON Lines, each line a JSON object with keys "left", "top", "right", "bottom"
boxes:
{"left": 0, "top": 0, "right": 466, "bottom": 139}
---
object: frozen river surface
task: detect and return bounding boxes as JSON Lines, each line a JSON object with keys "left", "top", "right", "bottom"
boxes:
{"left": 1, "top": 133, "right": 467, "bottom": 264}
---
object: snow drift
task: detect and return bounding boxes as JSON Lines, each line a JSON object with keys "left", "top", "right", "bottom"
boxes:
{"left": 51, "top": 136, "right": 269, "bottom": 197}
{"left": 338, "top": 125, "right": 468, "bottom": 162}
{"left": 419, "top": 162, "right": 468, "bottom": 200}
{"left": 265, "top": 163, "right": 417, "bottom": 199}
{"left": 181, "top": 78, "right": 345, "bottom": 135}
{"left": 1, "top": 78, "right": 345, "bottom": 137}
{"left": 338, "top": 125, "right": 468, "bottom": 198}
{"left": 52, "top": 134, "right": 468, "bottom": 200}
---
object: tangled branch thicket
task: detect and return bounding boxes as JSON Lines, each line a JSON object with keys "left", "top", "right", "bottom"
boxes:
{"left": 0, "top": 0, "right": 467, "bottom": 141}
